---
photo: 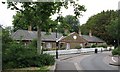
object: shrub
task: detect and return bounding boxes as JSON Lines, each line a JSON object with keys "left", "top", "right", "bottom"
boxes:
{"left": 97, "top": 45, "right": 107, "bottom": 48}
{"left": 50, "top": 48, "right": 56, "bottom": 50}
{"left": 75, "top": 46, "right": 82, "bottom": 49}
{"left": 3, "top": 42, "right": 55, "bottom": 69}
{"left": 91, "top": 44, "right": 97, "bottom": 48}
{"left": 3, "top": 42, "right": 36, "bottom": 69}
{"left": 2, "top": 29, "right": 55, "bottom": 69}
{"left": 28, "top": 39, "right": 37, "bottom": 49}
{"left": 38, "top": 54, "right": 55, "bottom": 66}
{"left": 43, "top": 48, "right": 50, "bottom": 51}
{"left": 60, "top": 47, "right": 66, "bottom": 50}
{"left": 85, "top": 46, "right": 91, "bottom": 48}
{"left": 112, "top": 46, "right": 120, "bottom": 56}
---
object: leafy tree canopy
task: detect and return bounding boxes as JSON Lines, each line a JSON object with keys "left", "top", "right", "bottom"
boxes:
{"left": 80, "top": 10, "right": 118, "bottom": 45}
{"left": 3, "top": 0, "right": 86, "bottom": 54}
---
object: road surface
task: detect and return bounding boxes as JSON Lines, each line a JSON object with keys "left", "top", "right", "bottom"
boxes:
{"left": 80, "top": 52, "right": 118, "bottom": 70}
{"left": 55, "top": 52, "right": 119, "bottom": 72}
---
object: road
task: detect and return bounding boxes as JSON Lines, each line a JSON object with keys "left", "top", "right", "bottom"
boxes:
{"left": 55, "top": 52, "right": 119, "bottom": 72}
{"left": 80, "top": 52, "right": 118, "bottom": 70}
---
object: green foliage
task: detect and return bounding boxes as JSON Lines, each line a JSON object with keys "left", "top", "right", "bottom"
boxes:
{"left": 91, "top": 44, "right": 97, "bottom": 48}
{"left": 4, "top": 1, "right": 86, "bottom": 54}
{"left": 3, "top": 42, "right": 35, "bottom": 69}
{"left": 80, "top": 10, "right": 118, "bottom": 45}
{"left": 9, "top": 2, "right": 86, "bottom": 32}
{"left": 12, "top": 12, "right": 57, "bottom": 32}
{"left": 57, "top": 15, "right": 80, "bottom": 34}
{"left": 12, "top": 12, "right": 30, "bottom": 31}
{"left": 2, "top": 29, "right": 55, "bottom": 69}
{"left": 2, "top": 29, "right": 13, "bottom": 52}
{"left": 3, "top": 42, "right": 55, "bottom": 69}
{"left": 75, "top": 45, "right": 82, "bottom": 49}
{"left": 38, "top": 54, "right": 55, "bottom": 66}
{"left": 85, "top": 46, "right": 91, "bottom": 48}
{"left": 112, "top": 46, "right": 120, "bottom": 55}
{"left": 107, "top": 18, "right": 120, "bottom": 46}
{"left": 42, "top": 48, "right": 51, "bottom": 51}
{"left": 50, "top": 48, "right": 57, "bottom": 50}
{"left": 97, "top": 45, "right": 107, "bottom": 48}
{"left": 107, "top": 19, "right": 119, "bottom": 38}
{"left": 28, "top": 39, "right": 37, "bottom": 49}
{"left": 60, "top": 47, "right": 66, "bottom": 50}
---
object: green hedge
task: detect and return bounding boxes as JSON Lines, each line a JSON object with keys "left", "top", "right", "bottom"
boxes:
{"left": 2, "top": 42, "right": 55, "bottom": 69}
{"left": 97, "top": 45, "right": 107, "bottom": 48}
{"left": 2, "top": 29, "right": 55, "bottom": 69}
{"left": 75, "top": 46, "right": 82, "bottom": 49}
{"left": 91, "top": 44, "right": 97, "bottom": 48}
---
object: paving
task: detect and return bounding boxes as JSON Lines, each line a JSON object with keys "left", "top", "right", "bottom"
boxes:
{"left": 57, "top": 51, "right": 95, "bottom": 61}
{"left": 55, "top": 53, "right": 92, "bottom": 72}
{"left": 80, "top": 52, "right": 118, "bottom": 70}
{"left": 55, "top": 51, "right": 120, "bottom": 72}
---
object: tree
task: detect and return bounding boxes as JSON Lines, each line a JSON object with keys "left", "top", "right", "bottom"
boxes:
{"left": 111, "top": 16, "right": 120, "bottom": 61}
{"left": 64, "top": 15, "right": 80, "bottom": 33}
{"left": 12, "top": 12, "right": 58, "bottom": 32}
{"left": 107, "top": 18, "right": 120, "bottom": 47}
{"left": 55, "top": 15, "right": 80, "bottom": 35}
{"left": 4, "top": 1, "right": 86, "bottom": 54}
{"left": 12, "top": 12, "right": 28, "bottom": 31}
{"left": 80, "top": 10, "right": 118, "bottom": 45}
{"left": 12, "top": 12, "right": 38, "bottom": 31}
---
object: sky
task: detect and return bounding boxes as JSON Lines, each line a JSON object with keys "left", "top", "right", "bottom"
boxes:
{"left": 0, "top": 0, "right": 120, "bottom": 27}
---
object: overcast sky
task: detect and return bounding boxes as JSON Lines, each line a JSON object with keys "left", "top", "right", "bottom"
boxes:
{"left": 0, "top": 0, "right": 119, "bottom": 27}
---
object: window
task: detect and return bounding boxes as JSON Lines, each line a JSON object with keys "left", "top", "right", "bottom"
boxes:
{"left": 46, "top": 43, "right": 52, "bottom": 48}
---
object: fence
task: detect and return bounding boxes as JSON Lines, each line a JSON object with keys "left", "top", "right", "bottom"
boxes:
{"left": 43, "top": 47, "right": 114, "bottom": 55}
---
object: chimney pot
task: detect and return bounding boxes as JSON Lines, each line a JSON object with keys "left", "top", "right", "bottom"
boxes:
{"left": 89, "top": 30, "right": 92, "bottom": 37}
{"left": 79, "top": 31, "right": 82, "bottom": 36}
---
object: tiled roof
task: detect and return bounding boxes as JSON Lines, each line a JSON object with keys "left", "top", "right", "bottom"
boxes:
{"left": 11, "top": 30, "right": 105, "bottom": 43}
{"left": 11, "top": 30, "right": 63, "bottom": 41}
{"left": 81, "top": 35, "right": 105, "bottom": 43}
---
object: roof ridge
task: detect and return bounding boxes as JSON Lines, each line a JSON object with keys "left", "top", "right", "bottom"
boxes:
{"left": 17, "top": 29, "right": 62, "bottom": 34}
{"left": 11, "top": 30, "right": 19, "bottom": 38}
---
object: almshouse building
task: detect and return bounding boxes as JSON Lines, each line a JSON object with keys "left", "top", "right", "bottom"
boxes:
{"left": 11, "top": 30, "right": 62, "bottom": 49}
{"left": 11, "top": 29, "right": 106, "bottom": 49}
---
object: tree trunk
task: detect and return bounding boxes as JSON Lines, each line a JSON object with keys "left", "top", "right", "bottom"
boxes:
{"left": 37, "top": 26, "right": 42, "bottom": 55}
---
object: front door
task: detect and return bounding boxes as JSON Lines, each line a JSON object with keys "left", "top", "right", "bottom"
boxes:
{"left": 66, "top": 43, "right": 70, "bottom": 49}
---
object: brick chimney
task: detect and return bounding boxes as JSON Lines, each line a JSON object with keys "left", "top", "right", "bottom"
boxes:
{"left": 89, "top": 30, "right": 92, "bottom": 37}
{"left": 79, "top": 30, "right": 82, "bottom": 36}
{"left": 64, "top": 29, "right": 68, "bottom": 35}
{"left": 28, "top": 25, "right": 32, "bottom": 31}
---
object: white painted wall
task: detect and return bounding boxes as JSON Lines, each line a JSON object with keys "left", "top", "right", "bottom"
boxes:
{"left": 43, "top": 47, "right": 111, "bottom": 55}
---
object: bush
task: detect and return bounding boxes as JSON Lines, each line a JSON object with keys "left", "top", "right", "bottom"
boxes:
{"left": 3, "top": 42, "right": 36, "bottom": 69}
{"left": 3, "top": 42, "right": 55, "bottom": 69}
{"left": 43, "top": 48, "right": 50, "bottom": 51}
{"left": 112, "top": 46, "right": 120, "bottom": 55}
{"left": 75, "top": 46, "right": 82, "bottom": 49}
{"left": 28, "top": 39, "right": 37, "bottom": 49}
{"left": 2, "top": 29, "right": 55, "bottom": 69}
{"left": 38, "top": 54, "right": 55, "bottom": 66}
{"left": 50, "top": 48, "right": 57, "bottom": 50}
{"left": 97, "top": 45, "right": 107, "bottom": 48}
{"left": 85, "top": 46, "right": 91, "bottom": 48}
{"left": 60, "top": 47, "right": 66, "bottom": 50}
{"left": 91, "top": 44, "right": 97, "bottom": 48}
